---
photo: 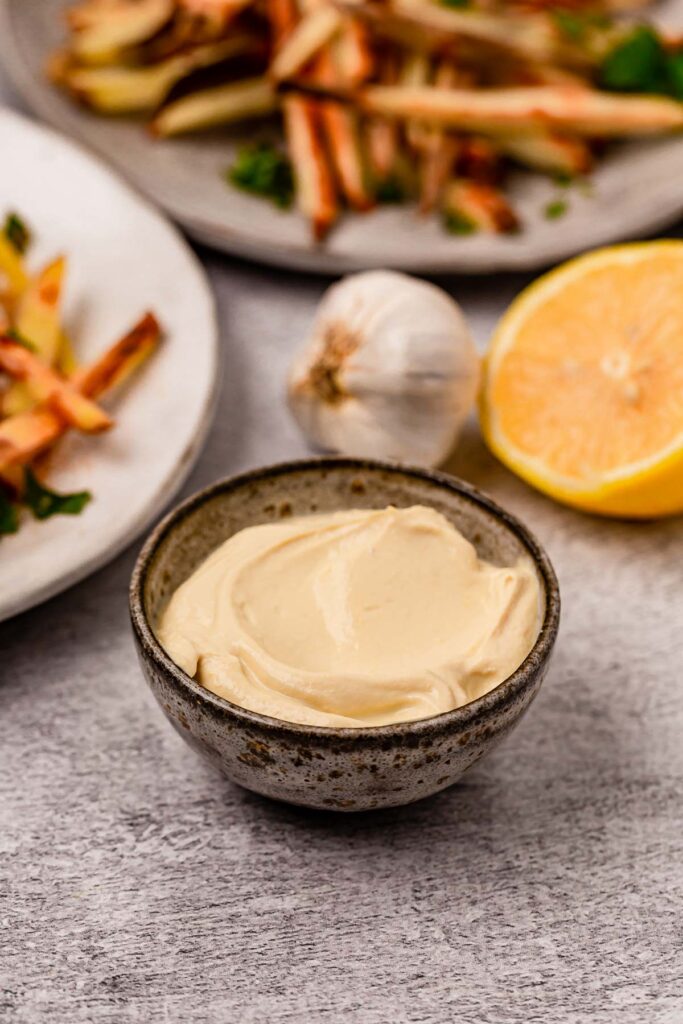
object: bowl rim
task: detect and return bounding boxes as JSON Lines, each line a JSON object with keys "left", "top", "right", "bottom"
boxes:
{"left": 129, "top": 456, "right": 560, "bottom": 741}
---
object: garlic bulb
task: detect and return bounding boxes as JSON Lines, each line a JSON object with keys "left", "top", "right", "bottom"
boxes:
{"left": 287, "top": 270, "right": 480, "bottom": 467}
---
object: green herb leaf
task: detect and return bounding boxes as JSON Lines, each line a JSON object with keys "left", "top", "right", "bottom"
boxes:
{"left": 553, "top": 10, "right": 586, "bottom": 43}
{"left": 24, "top": 469, "right": 92, "bottom": 521}
{"left": 600, "top": 26, "right": 670, "bottom": 94}
{"left": 440, "top": 0, "right": 470, "bottom": 8}
{"left": 667, "top": 49, "right": 683, "bottom": 100}
{"left": 376, "top": 177, "right": 405, "bottom": 204}
{"left": 544, "top": 199, "right": 569, "bottom": 220}
{"left": 4, "top": 212, "right": 31, "bottom": 255}
{"left": 444, "top": 211, "right": 478, "bottom": 236}
{"left": 228, "top": 143, "right": 295, "bottom": 209}
{"left": 0, "top": 486, "right": 19, "bottom": 536}
{"left": 4, "top": 328, "right": 37, "bottom": 352}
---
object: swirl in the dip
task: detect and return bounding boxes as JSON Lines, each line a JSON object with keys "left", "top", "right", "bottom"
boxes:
{"left": 157, "top": 506, "right": 541, "bottom": 728}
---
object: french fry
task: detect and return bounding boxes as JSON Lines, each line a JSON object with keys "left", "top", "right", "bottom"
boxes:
{"left": 333, "top": 18, "right": 373, "bottom": 85}
{"left": 73, "top": 312, "right": 161, "bottom": 396}
{"left": 4, "top": 257, "right": 67, "bottom": 416}
{"left": 179, "top": 0, "right": 252, "bottom": 23}
{"left": 57, "top": 332, "right": 80, "bottom": 376}
{"left": 364, "top": 53, "right": 401, "bottom": 186}
{"left": 336, "top": 0, "right": 561, "bottom": 64}
{"left": 0, "top": 234, "right": 28, "bottom": 300}
{"left": 270, "top": 6, "right": 343, "bottom": 81}
{"left": 498, "top": 130, "right": 593, "bottom": 175}
{"left": 266, "top": 0, "right": 298, "bottom": 49}
{"left": 366, "top": 118, "right": 398, "bottom": 180}
{"left": 0, "top": 408, "right": 64, "bottom": 471}
{"left": 443, "top": 178, "right": 519, "bottom": 233}
{"left": 151, "top": 77, "right": 277, "bottom": 135}
{"left": 0, "top": 314, "right": 161, "bottom": 470}
{"left": 57, "top": 37, "right": 261, "bottom": 113}
{"left": 457, "top": 136, "right": 501, "bottom": 183}
{"left": 68, "top": 0, "right": 175, "bottom": 64}
{"left": 316, "top": 48, "right": 373, "bottom": 211}
{"left": 402, "top": 52, "right": 432, "bottom": 153}
{"left": 0, "top": 339, "right": 113, "bottom": 433}
{"left": 283, "top": 95, "right": 338, "bottom": 239}
{"left": 14, "top": 257, "right": 66, "bottom": 364}
{"left": 419, "top": 62, "right": 464, "bottom": 214}
{"left": 347, "top": 84, "right": 683, "bottom": 136}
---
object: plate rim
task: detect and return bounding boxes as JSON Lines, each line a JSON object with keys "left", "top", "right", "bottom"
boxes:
{"left": 1, "top": 0, "right": 682, "bottom": 275}
{"left": 0, "top": 105, "right": 220, "bottom": 623}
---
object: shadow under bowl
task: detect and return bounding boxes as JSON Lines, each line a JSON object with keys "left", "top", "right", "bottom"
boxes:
{"left": 130, "top": 457, "right": 560, "bottom": 812}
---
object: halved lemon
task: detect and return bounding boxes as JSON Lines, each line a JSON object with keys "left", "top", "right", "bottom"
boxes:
{"left": 481, "top": 241, "right": 683, "bottom": 518}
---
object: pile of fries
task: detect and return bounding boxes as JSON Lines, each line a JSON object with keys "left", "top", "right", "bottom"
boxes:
{"left": 51, "top": 0, "right": 683, "bottom": 238}
{"left": 0, "top": 212, "right": 161, "bottom": 534}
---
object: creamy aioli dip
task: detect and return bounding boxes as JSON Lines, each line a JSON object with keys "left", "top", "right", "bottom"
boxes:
{"left": 158, "top": 506, "right": 542, "bottom": 728}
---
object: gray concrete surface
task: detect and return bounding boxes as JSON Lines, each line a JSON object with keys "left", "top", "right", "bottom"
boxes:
{"left": 1, "top": 73, "right": 682, "bottom": 1024}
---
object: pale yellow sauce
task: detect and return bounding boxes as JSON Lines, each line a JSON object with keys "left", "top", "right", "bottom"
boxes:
{"left": 158, "top": 506, "right": 542, "bottom": 727}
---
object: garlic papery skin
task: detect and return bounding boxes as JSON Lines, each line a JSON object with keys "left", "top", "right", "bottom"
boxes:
{"left": 287, "top": 270, "right": 480, "bottom": 467}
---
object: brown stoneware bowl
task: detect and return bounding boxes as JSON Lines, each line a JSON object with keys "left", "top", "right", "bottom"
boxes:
{"left": 130, "top": 458, "right": 560, "bottom": 812}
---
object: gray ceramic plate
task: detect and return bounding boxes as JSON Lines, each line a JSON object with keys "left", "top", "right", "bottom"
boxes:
{"left": 2, "top": 0, "right": 682, "bottom": 275}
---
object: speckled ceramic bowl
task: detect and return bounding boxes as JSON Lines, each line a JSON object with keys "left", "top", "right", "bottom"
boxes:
{"left": 130, "top": 459, "right": 560, "bottom": 811}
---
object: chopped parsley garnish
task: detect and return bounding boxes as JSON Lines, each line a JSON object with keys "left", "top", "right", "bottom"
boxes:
{"left": 553, "top": 10, "right": 611, "bottom": 42}
{"left": 0, "top": 486, "right": 19, "bottom": 536}
{"left": 4, "top": 212, "right": 31, "bottom": 254}
{"left": 24, "top": 469, "right": 92, "bottom": 521}
{"left": 553, "top": 11, "right": 586, "bottom": 43}
{"left": 544, "top": 199, "right": 569, "bottom": 220}
{"left": 444, "top": 211, "right": 478, "bottom": 235}
{"left": 376, "top": 176, "right": 405, "bottom": 204}
{"left": 228, "top": 143, "right": 295, "bottom": 209}
{"left": 600, "top": 27, "right": 683, "bottom": 99}
{"left": 4, "top": 328, "right": 36, "bottom": 351}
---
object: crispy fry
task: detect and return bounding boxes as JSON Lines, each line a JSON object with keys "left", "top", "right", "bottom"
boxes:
{"left": 57, "top": 331, "right": 80, "bottom": 376}
{"left": 402, "top": 52, "right": 432, "bottom": 153}
{"left": 57, "top": 36, "right": 261, "bottom": 113}
{"left": 4, "top": 257, "right": 68, "bottom": 417}
{"left": 0, "top": 408, "right": 64, "bottom": 471}
{"left": 151, "top": 77, "right": 277, "bottom": 135}
{"left": 334, "top": 18, "right": 373, "bottom": 85}
{"left": 0, "top": 234, "right": 28, "bottom": 300}
{"left": 74, "top": 312, "right": 161, "bottom": 396}
{"left": 266, "top": 0, "right": 298, "bottom": 49}
{"left": 366, "top": 118, "right": 398, "bottom": 180}
{"left": 0, "top": 339, "right": 113, "bottom": 433}
{"left": 15, "top": 257, "right": 66, "bottom": 365}
{"left": 457, "top": 136, "right": 501, "bottom": 183}
{"left": 336, "top": 0, "right": 559, "bottom": 64}
{"left": 68, "top": 0, "right": 174, "bottom": 64}
{"left": 498, "top": 130, "right": 593, "bottom": 174}
{"left": 347, "top": 84, "right": 683, "bottom": 136}
{"left": 316, "top": 47, "right": 373, "bottom": 211}
{"left": 283, "top": 96, "right": 338, "bottom": 239}
{"left": 0, "top": 314, "right": 161, "bottom": 471}
{"left": 419, "top": 62, "right": 464, "bottom": 214}
{"left": 270, "top": 6, "right": 343, "bottom": 81}
{"left": 443, "top": 178, "right": 519, "bottom": 233}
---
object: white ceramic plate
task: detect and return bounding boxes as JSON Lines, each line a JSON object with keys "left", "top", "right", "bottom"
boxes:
{"left": 1, "top": 0, "right": 682, "bottom": 274}
{"left": 0, "top": 108, "right": 218, "bottom": 622}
